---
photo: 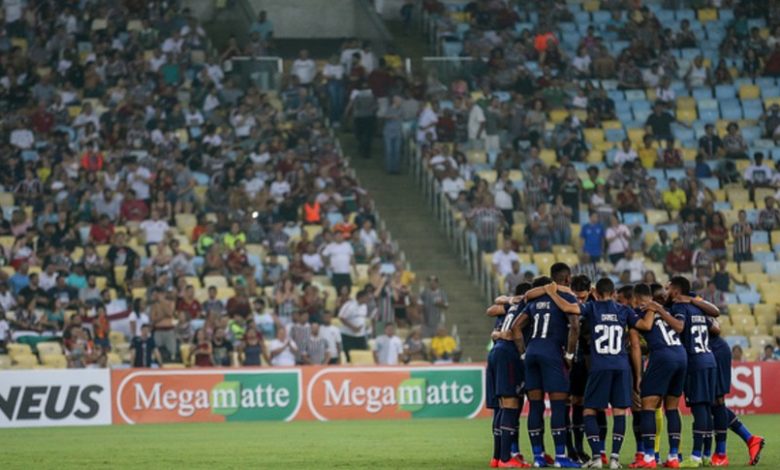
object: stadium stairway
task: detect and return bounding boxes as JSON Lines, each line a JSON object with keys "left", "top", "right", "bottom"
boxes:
{"left": 345, "top": 136, "right": 490, "bottom": 362}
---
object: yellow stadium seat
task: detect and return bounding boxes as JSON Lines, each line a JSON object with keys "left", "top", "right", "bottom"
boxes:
{"left": 584, "top": 128, "right": 605, "bottom": 144}
{"left": 676, "top": 108, "right": 697, "bottom": 124}
{"left": 698, "top": 8, "right": 718, "bottom": 22}
{"left": 107, "top": 353, "right": 123, "bottom": 367}
{"left": 752, "top": 243, "right": 771, "bottom": 253}
{"left": 180, "top": 343, "right": 192, "bottom": 367}
{"left": 739, "top": 84, "right": 760, "bottom": 100}
{"left": 349, "top": 349, "right": 375, "bottom": 365}
{"left": 477, "top": 169, "right": 497, "bottom": 184}
{"left": 12, "top": 354, "right": 39, "bottom": 368}
{"left": 645, "top": 210, "right": 668, "bottom": 225}
{"left": 552, "top": 245, "right": 573, "bottom": 255}
{"left": 765, "top": 97, "right": 780, "bottom": 109}
{"left": 583, "top": 0, "right": 600, "bottom": 12}
{"left": 602, "top": 120, "right": 623, "bottom": 130}
{"left": 163, "top": 362, "right": 187, "bottom": 369}
{"left": 743, "top": 348, "right": 761, "bottom": 361}
{"left": 729, "top": 304, "right": 752, "bottom": 316}
{"left": 720, "top": 325, "right": 739, "bottom": 337}
{"left": 753, "top": 303, "right": 776, "bottom": 318}
{"left": 676, "top": 97, "right": 696, "bottom": 110}
{"left": 40, "top": 354, "right": 67, "bottom": 369}
{"left": 540, "top": 149, "right": 557, "bottom": 166}
{"left": 466, "top": 149, "right": 487, "bottom": 164}
{"left": 717, "top": 316, "right": 731, "bottom": 327}
{"left": 627, "top": 128, "right": 645, "bottom": 143}
{"left": 0, "top": 192, "right": 14, "bottom": 207}
{"left": 773, "top": 325, "right": 780, "bottom": 338}
{"left": 549, "top": 109, "right": 569, "bottom": 123}
{"left": 586, "top": 150, "right": 604, "bottom": 163}
{"left": 203, "top": 275, "right": 229, "bottom": 288}
{"left": 7, "top": 343, "right": 32, "bottom": 356}
{"left": 0, "top": 355, "right": 10, "bottom": 369}
{"left": 739, "top": 261, "right": 763, "bottom": 274}
{"left": 749, "top": 335, "right": 774, "bottom": 348}
{"left": 36, "top": 342, "right": 62, "bottom": 355}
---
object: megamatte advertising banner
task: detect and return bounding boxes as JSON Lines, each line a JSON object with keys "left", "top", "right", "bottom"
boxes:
{"left": 3, "top": 362, "right": 779, "bottom": 428}
{"left": 111, "top": 365, "right": 488, "bottom": 424}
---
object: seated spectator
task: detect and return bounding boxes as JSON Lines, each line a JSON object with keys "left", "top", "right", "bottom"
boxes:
{"left": 269, "top": 327, "right": 298, "bottom": 367}
{"left": 430, "top": 326, "right": 458, "bottom": 363}
{"left": 697, "top": 280, "right": 728, "bottom": 314}
{"left": 759, "top": 197, "right": 780, "bottom": 232}
{"left": 698, "top": 124, "right": 725, "bottom": 160}
{"left": 373, "top": 323, "right": 404, "bottom": 365}
{"left": 644, "top": 102, "right": 677, "bottom": 141}
{"left": 614, "top": 139, "right": 638, "bottom": 166}
{"left": 662, "top": 178, "right": 687, "bottom": 211}
{"left": 492, "top": 240, "right": 519, "bottom": 277}
{"left": 722, "top": 122, "right": 749, "bottom": 159}
{"left": 665, "top": 238, "right": 693, "bottom": 275}
{"left": 658, "top": 139, "right": 683, "bottom": 168}
{"left": 732, "top": 345, "right": 745, "bottom": 362}
{"left": 612, "top": 249, "right": 645, "bottom": 283}
{"left": 744, "top": 152, "right": 775, "bottom": 191}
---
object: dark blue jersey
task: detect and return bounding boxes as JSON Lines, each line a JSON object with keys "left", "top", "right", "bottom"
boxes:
{"left": 706, "top": 316, "right": 731, "bottom": 359}
{"left": 672, "top": 302, "right": 716, "bottom": 369}
{"left": 521, "top": 292, "right": 578, "bottom": 355}
{"left": 495, "top": 302, "right": 525, "bottom": 349}
{"left": 636, "top": 308, "right": 687, "bottom": 361}
{"left": 581, "top": 300, "right": 637, "bottom": 371}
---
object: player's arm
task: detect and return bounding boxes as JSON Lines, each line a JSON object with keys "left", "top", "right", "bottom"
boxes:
{"left": 651, "top": 301, "right": 684, "bottom": 333}
{"left": 674, "top": 294, "right": 720, "bottom": 317}
{"left": 628, "top": 328, "right": 642, "bottom": 391}
{"left": 708, "top": 318, "right": 721, "bottom": 336}
{"left": 546, "top": 287, "right": 581, "bottom": 315}
{"left": 511, "top": 319, "right": 526, "bottom": 355}
{"left": 486, "top": 304, "right": 505, "bottom": 317}
{"left": 633, "top": 308, "right": 654, "bottom": 331}
{"left": 565, "top": 313, "right": 580, "bottom": 364}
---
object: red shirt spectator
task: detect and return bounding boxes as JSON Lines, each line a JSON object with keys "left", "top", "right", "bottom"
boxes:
{"left": 665, "top": 241, "right": 692, "bottom": 274}
{"left": 120, "top": 194, "right": 149, "bottom": 222}
{"left": 89, "top": 217, "right": 115, "bottom": 244}
{"left": 31, "top": 106, "right": 54, "bottom": 134}
{"left": 80, "top": 150, "right": 104, "bottom": 172}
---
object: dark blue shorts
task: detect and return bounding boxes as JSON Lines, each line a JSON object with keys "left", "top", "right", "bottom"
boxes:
{"left": 525, "top": 350, "right": 569, "bottom": 393}
{"left": 584, "top": 369, "right": 633, "bottom": 409}
{"left": 684, "top": 366, "right": 718, "bottom": 405}
{"left": 490, "top": 344, "right": 524, "bottom": 399}
{"left": 713, "top": 349, "right": 732, "bottom": 397}
{"left": 641, "top": 356, "right": 687, "bottom": 398}
{"left": 569, "top": 360, "right": 588, "bottom": 396}
{"left": 486, "top": 348, "right": 498, "bottom": 409}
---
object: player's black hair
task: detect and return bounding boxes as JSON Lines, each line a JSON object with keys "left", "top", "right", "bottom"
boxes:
{"left": 595, "top": 278, "right": 615, "bottom": 296}
{"left": 617, "top": 285, "right": 634, "bottom": 300}
{"left": 515, "top": 282, "right": 532, "bottom": 296}
{"left": 571, "top": 274, "right": 591, "bottom": 293}
{"left": 669, "top": 276, "right": 691, "bottom": 294}
{"left": 650, "top": 283, "right": 664, "bottom": 294}
{"left": 532, "top": 276, "right": 552, "bottom": 287}
{"left": 550, "top": 262, "right": 571, "bottom": 284}
{"left": 633, "top": 283, "right": 652, "bottom": 298}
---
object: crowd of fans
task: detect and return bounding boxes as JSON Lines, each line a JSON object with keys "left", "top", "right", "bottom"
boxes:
{"left": 0, "top": 2, "right": 462, "bottom": 369}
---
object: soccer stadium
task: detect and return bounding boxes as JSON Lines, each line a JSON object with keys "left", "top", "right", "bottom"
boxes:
{"left": 1, "top": 0, "right": 780, "bottom": 468}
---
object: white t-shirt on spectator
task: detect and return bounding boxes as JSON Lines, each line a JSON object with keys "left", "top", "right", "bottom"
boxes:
{"left": 140, "top": 219, "right": 170, "bottom": 244}
{"left": 441, "top": 176, "right": 465, "bottom": 200}
{"left": 320, "top": 324, "right": 342, "bottom": 358}
{"left": 302, "top": 253, "right": 324, "bottom": 272}
{"left": 161, "top": 37, "right": 183, "bottom": 54}
{"left": 292, "top": 58, "right": 317, "bottom": 85}
{"left": 468, "top": 105, "right": 486, "bottom": 140}
{"left": 374, "top": 334, "right": 404, "bottom": 365}
{"left": 338, "top": 299, "right": 368, "bottom": 337}
{"left": 269, "top": 180, "right": 291, "bottom": 202}
{"left": 322, "top": 63, "right": 344, "bottom": 80}
{"left": 494, "top": 188, "right": 513, "bottom": 210}
{"left": 606, "top": 225, "right": 631, "bottom": 255}
{"left": 323, "top": 241, "right": 353, "bottom": 273}
{"left": 358, "top": 228, "right": 379, "bottom": 254}
{"left": 10, "top": 129, "right": 34, "bottom": 149}
{"left": 39, "top": 271, "right": 57, "bottom": 291}
{"left": 128, "top": 167, "right": 152, "bottom": 200}
{"left": 492, "top": 249, "right": 519, "bottom": 276}
{"left": 744, "top": 164, "right": 774, "bottom": 184}
{"left": 149, "top": 55, "right": 167, "bottom": 72}
{"left": 128, "top": 311, "right": 150, "bottom": 338}
{"left": 0, "top": 319, "right": 9, "bottom": 343}
{"left": 614, "top": 148, "right": 638, "bottom": 165}
{"left": 0, "top": 290, "right": 16, "bottom": 312}
{"left": 269, "top": 339, "right": 298, "bottom": 366}
{"left": 613, "top": 258, "right": 645, "bottom": 282}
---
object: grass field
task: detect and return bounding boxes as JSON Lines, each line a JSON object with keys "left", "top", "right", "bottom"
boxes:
{"left": 2, "top": 415, "right": 775, "bottom": 469}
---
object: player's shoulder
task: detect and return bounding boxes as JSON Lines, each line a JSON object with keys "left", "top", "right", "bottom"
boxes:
{"left": 558, "top": 291, "right": 577, "bottom": 303}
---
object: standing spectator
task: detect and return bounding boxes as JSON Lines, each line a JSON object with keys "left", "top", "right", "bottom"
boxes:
{"left": 647, "top": 229, "right": 673, "bottom": 263}
{"left": 698, "top": 280, "right": 728, "bottom": 313}
{"left": 238, "top": 328, "right": 267, "bottom": 366}
{"left": 467, "top": 97, "right": 486, "bottom": 149}
{"left": 131, "top": 324, "right": 163, "bottom": 368}
{"left": 303, "top": 322, "right": 330, "bottom": 365}
{"left": 212, "top": 329, "right": 234, "bottom": 367}
{"left": 373, "top": 323, "right": 404, "bottom": 365}
{"left": 580, "top": 212, "right": 606, "bottom": 262}
{"left": 612, "top": 250, "right": 644, "bottom": 283}
{"left": 759, "top": 345, "right": 776, "bottom": 362}
{"left": 492, "top": 240, "right": 519, "bottom": 277}
{"left": 665, "top": 238, "right": 693, "bottom": 276}
{"left": 346, "top": 80, "right": 378, "bottom": 159}
{"left": 291, "top": 49, "right": 317, "bottom": 86}
{"left": 467, "top": 197, "right": 505, "bottom": 253}
{"left": 322, "top": 232, "right": 355, "bottom": 293}
{"left": 320, "top": 311, "right": 343, "bottom": 364}
{"left": 249, "top": 11, "right": 274, "bottom": 40}
{"left": 732, "top": 210, "right": 754, "bottom": 262}
{"left": 190, "top": 329, "right": 214, "bottom": 367}
{"left": 419, "top": 276, "right": 448, "bottom": 338}
{"left": 269, "top": 328, "right": 298, "bottom": 367}
{"left": 605, "top": 215, "right": 630, "bottom": 264}
{"left": 706, "top": 213, "right": 729, "bottom": 259}
{"left": 383, "top": 95, "right": 404, "bottom": 174}
{"left": 759, "top": 197, "right": 780, "bottom": 232}
{"left": 550, "top": 195, "right": 573, "bottom": 245}
{"left": 338, "top": 289, "right": 369, "bottom": 361}
{"left": 503, "top": 261, "right": 524, "bottom": 294}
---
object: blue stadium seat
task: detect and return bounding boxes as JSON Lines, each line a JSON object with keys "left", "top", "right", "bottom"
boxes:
{"left": 674, "top": 126, "right": 695, "bottom": 142}
{"left": 756, "top": 77, "right": 776, "bottom": 89}
{"left": 762, "top": 86, "right": 780, "bottom": 98}
{"left": 622, "top": 212, "right": 646, "bottom": 225}
{"left": 701, "top": 178, "right": 720, "bottom": 190}
{"left": 752, "top": 231, "right": 770, "bottom": 244}
{"left": 699, "top": 108, "right": 719, "bottom": 121}
{"left": 742, "top": 102, "right": 763, "bottom": 120}
{"left": 631, "top": 100, "right": 651, "bottom": 113}
{"left": 713, "top": 201, "right": 732, "bottom": 211}
{"left": 724, "top": 335, "right": 749, "bottom": 350}
{"left": 520, "top": 264, "right": 539, "bottom": 276}
{"left": 738, "top": 292, "right": 761, "bottom": 306}
{"left": 656, "top": 9, "right": 675, "bottom": 23}
{"left": 574, "top": 12, "right": 590, "bottom": 24}
{"left": 765, "top": 261, "right": 780, "bottom": 275}
{"left": 681, "top": 48, "right": 700, "bottom": 60}
{"left": 724, "top": 293, "right": 739, "bottom": 305}
{"left": 675, "top": 9, "right": 696, "bottom": 21}
{"left": 742, "top": 126, "right": 762, "bottom": 142}
{"left": 442, "top": 41, "right": 463, "bottom": 57}
{"left": 753, "top": 252, "right": 776, "bottom": 264}
{"left": 721, "top": 105, "right": 742, "bottom": 121}
{"left": 593, "top": 11, "right": 611, "bottom": 24}
{"left": 691, "top": 87, "right": 712, "bottom": 100}
{"left": 697, "top": 98, "right": 718, "bottom": 110}
{"left": 608, "top": 90, "right": 625, "bottom": 102}
{"left": 625, "top": 90, "right": 646, "bottom": 101}
{"left": 605, "top": 128, "right": 626, "bottom": 142}
{"left": 719, "top": 10, "right": 735, "bottom": 22}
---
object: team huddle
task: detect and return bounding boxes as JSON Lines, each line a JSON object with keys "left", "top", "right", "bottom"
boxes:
{"left": 485, "top": 262, "right": 766, "bottom": 469}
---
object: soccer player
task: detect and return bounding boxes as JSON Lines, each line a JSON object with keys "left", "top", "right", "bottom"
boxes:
{"left": 580, "top": 278, "right": 642, "bottom": 470}
{"left": 516, "top": 263, "right": 581, "bottom": 468}
{"left": 631, "top": 283, "right": 688, "bottom": 469}
{"left": 668, "top": 276, "right": 717, "bottom": 468}
{"left": 569, "top": 275, "right": 595, "bottom": 464}
{"left": 487, "top": 282, "right": 579, "bottom": 468}
{"left": 705, "top": 315, "right": 765, "bottom": 466}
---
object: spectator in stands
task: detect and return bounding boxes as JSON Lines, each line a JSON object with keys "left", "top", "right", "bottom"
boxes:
{"left": 760, "top": 344, "right": 777, "bottom": 361}
{"left": 323, "top": 232, "right": 355, "bottom": 293}
{"left": 374, "top": 323, "right": 404, "bottom": 365}
{"left": 431, "top": 325, "right": 458, "bottom": 363}
{"left": 744, "top": 152, "right": 775, "bottom": 196}
{"left": 249, "top": 10, "right": 274, "bottom": 40}
{"left": 665, "top": 238, "right": 693, "bottom": 276}
{"left": 732, "top": 210, "right": 754, "bottom": 262}
{"left": 320, "top": 311, "right": 342, "bottom": 365}
{"left": 698, "top": 280, "right": 728, "bottom": 314}
{"left": 492, "top": 240, "right": 519, "bottom": 277}
{"left": 723, "top": 122, "right": 749, "bottom": 159}
{"left": 130, "top": 324, "right": 162, "bottom": 368}
{"left": 419, "top": 276, "right": 448, "bottom": 338}
{"left": 580, "top": 212, "right": 606, "bottom": 262}
{"left": 468, "top": 197, "right": 505, "bottom": 253}
{"left": 338, "top": 288, "right": 369, "bottom": 361}
{"left": 732, "top": 345, "right": 745, "bottom": 363}
{"left": 699, "top": 124, "right": 725, "bottom": 160}
{"left": 759, "top": 197, "right": 780, "bottom": 232}
{"left": 760, "top": 103, "right": 780, "bottom": 140}
{"left": 658, "top": 139, "right": 683, "bottom": 168}
{"left": 662, "top": 178, "right": 687, "bottom": 211}
{"left": 269, "top": 327, "right": 298, "bottom": 367}
{"left": 346, "top": 80, "right": 378, "bottom": 160}
{"left": 605, "top": 215, "right": 631, "bottom": 264}
{"left": 614, "top": 139, "right": 638, "bottom": 166}
{"left": 612, "top": 249, "right": 644, "bottom": 283}
{"left": 645, "top": 102, "right": 677, "bottom": 142}
{"left": 503, "top": 261, "right": 524, "bottom": 294}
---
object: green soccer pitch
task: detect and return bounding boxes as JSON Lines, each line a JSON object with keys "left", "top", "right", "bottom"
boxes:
{"left": 1, "top": 415, "right": 775, "bottom": 469}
